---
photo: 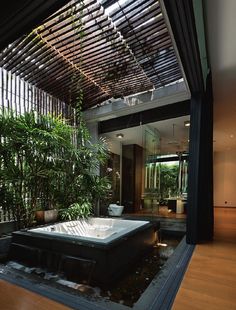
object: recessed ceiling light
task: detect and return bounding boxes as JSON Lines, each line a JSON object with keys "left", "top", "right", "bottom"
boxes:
{"left": 184, "top": 121, "right": 190, "bottom": 127}
{"left": 230, "top": 134, "right": 234, "bottom": 138}
{"left": 116, "top": 133, "right": 124, "bottom": 139}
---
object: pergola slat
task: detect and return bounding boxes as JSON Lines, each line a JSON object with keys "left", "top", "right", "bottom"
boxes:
{"left": 0, "top": 0, "right": 183, "bottom": 109}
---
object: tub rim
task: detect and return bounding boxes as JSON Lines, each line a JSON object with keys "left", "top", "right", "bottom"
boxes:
{"left": 24, "top": 217, "right": 153, "bottom": 249}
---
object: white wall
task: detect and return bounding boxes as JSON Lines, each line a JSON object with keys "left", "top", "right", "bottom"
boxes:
{"left": 214, "top": 150, "right": 236, "bottom": 207}
{"left": 86, "top": 122, "right": 99, "bottom": 144}
{"left": 86, "top": 121, "right": 122, "bottom": 156}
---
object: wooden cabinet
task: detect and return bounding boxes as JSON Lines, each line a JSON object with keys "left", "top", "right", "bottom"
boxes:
{"left": 122, "top": 144, "right": 143, "bottom": 213}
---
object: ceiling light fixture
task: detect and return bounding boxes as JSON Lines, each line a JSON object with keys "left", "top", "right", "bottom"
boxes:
{"left": 184, "top": 121, "right": 190, "bottom": 127}
{"left": 116, "top": 133, "right": 124, "bottom": 139}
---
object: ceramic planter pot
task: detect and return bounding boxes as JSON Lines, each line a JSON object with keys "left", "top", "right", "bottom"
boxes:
{"left": 35, "top": 210, "right": 58, "bottom": 224}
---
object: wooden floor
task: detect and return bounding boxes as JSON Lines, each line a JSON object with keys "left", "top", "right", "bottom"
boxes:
{"left": 172, "top": 207, "right": 236, "bottom": 310}
{"left": 127, "top": 206, "right": 187, "bottom": 219}
{"left": 0, "top": 279, "right": 71, "bottom": 310}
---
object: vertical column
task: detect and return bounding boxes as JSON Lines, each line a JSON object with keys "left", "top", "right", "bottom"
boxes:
{"left": 187, "top": 77, "right": 213, "bottom": 243}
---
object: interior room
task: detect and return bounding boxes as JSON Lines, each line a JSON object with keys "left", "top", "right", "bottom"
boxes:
{"left": 100, "top": 116, "right": 190, "bottom": 218}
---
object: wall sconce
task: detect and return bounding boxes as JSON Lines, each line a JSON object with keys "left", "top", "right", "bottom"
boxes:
{"left": 184, "top": 121, "right": 190, "bottom": 127}
{"left": 116, "top": 133, "right": 124, "bottom": 139}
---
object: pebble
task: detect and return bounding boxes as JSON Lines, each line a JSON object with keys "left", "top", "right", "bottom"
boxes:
{"left": 44, "top": 273, "right": 59, "bottom": 280}
{"left": 24, "top": 267, "right": 35, "bottom": 273}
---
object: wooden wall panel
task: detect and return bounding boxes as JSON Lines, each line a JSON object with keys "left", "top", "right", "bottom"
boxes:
{"left": 122, "top": 144, "right": 143, "bottom": 213}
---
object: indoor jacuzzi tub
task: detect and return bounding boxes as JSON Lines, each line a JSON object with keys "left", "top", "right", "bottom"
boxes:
{"left": 9, "top": 218, "right": 156, "bottom": 285}
{"left": 29, "top": 217, "right": 149, "bottom": 244}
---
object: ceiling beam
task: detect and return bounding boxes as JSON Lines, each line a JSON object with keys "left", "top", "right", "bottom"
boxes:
{"left": 98, "top": 100, "right": 190, "bottom": 134}
{"left": 162, "top": 0, "right": 204, "bottom": 93}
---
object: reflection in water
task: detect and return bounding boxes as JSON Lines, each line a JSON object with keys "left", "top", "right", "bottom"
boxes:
{"left": 100, "top": 235, "right": 182, "bottom": 307}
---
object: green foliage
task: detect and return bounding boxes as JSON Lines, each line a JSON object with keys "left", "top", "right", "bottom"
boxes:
{"left": 160, "top": 164, "right": 179, "bottom": 199}
{"left": 0, "top": 110, "right": 110, "bottom": 228}
{"left": 60, "top": 201, "right": 92, "bottom": 221}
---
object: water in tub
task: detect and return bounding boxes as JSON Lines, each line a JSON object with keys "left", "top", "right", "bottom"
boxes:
{"left": 45, "top": 218, "right": 118, "bottom": 239}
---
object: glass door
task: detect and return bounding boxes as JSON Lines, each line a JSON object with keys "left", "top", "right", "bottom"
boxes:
{"left": 143, "top": 126, "right": 161, "bottom": 213}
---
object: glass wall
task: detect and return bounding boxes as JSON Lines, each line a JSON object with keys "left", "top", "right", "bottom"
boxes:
{"left": 142, "top": 125, "right": 161, "bottom": 212}
{"left": 100, "top": 116, "right": 190, "bottom": 215}
{"left": 143, "top": 156, "right": 188, "bottom": 213}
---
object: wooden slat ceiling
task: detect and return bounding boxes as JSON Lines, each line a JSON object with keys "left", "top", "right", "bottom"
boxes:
{"left": 0, "top": 0, "right": 71, "bottom": 52}
{"left": 0, "top": 0, "right": 183, "bottom": 110}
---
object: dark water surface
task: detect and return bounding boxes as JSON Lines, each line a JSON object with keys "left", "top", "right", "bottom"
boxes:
{"left": 100, "top": 235, "right": 182, "bottom": 307}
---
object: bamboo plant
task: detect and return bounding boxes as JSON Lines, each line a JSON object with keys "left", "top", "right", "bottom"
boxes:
{"left": 0, "top": 110, "right": 110, "bottom": 228}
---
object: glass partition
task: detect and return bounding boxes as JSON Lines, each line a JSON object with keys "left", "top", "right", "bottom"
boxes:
{"left": 100, "top": 115, "right": 189, "bottom": 216}
{"left": 143, "top": 126, "right": 161, "bottom": 212}
{"left": 143, "top": 155, "right": 188, "bottom": 214}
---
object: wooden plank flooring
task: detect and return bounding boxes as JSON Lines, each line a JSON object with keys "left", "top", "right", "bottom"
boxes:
{"left": 0, "top": 279, "right": 71, "bottom": 310}
{"left": 127, "top": 206, "right": 187, "bottom": 219}
{"left": 172, "top": 207, "right": 236, "bottom": 310}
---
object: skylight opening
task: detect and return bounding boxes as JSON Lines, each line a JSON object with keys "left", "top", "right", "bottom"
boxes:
{"left": 0, "top": 0, "right": 184, "bottom": 109}
{"left": 132, "top": 17, "right": 157, "bottom": 32}
{"left": 102, "top": 0, "right": 129, "bottom": 16}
